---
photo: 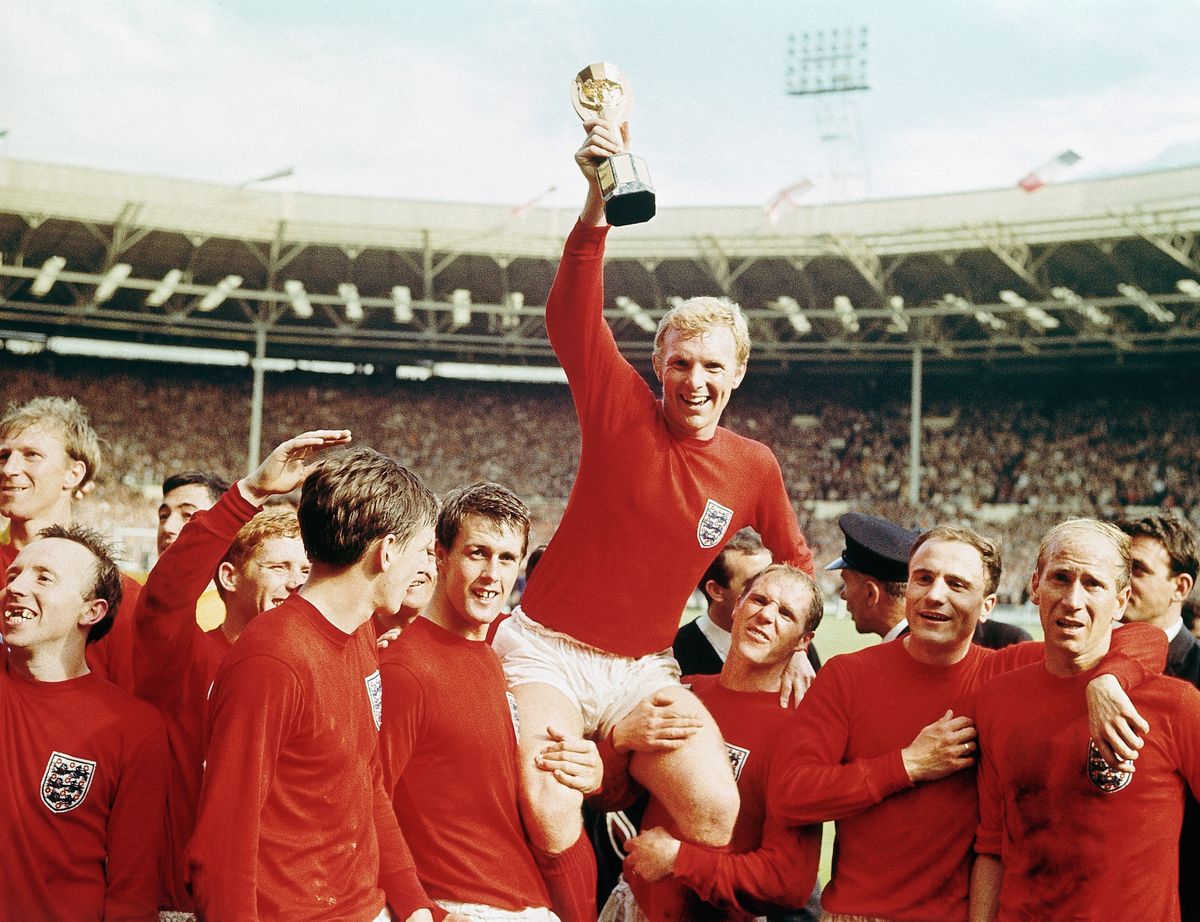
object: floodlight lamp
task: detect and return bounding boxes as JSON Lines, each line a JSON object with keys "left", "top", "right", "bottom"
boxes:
{"left": 450, "top": 289, "right": 472, "bottom": 327}
{"left": 31, "top": 255, "right": 66, "bottom": 297}
{"left": 633, "top": 312, "right": 658, "bottom": 333}
{"left": 338, "top": 282, "right": 363, "bottom": 321}
{"left": 146, "top": 269, "right": 183, "bottom": 307}
{"left": 998, "top": 290, "right": 1028, "bottom": 307}
{"left": 198, "top": 274, "right": 243, "bottom": 311}
{"left": 788, "top": 313, "right": 812, "bottom": 335}
{"left": 283, "top": 279, "right": 313, "bottom": 319}
{"left": 392, "top": 286, "right": 413, "bottom": 323}
{"left": 94, "top": 263, "right": 133, "bottom": 304}
{"left": 1177, "top": 279, "right": 1200, "bottom": 297}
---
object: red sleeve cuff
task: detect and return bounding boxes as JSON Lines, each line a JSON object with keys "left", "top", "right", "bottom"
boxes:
{"left": 975, "top": 828, "right": 1001, "bottom": 856}
{"left": 673, "top": 840, "right": 715, "bottom": 888}
{"left": 381, "top": 866, "right": 443, "bottom": 921}
{"left": 565, "top": 219, "right": 610, "bottom": 257}
{"left": 865, "top": 749, "right": 915, "bottom": 802}
{"left": 197, "top": 480, "right": 259, "bottom": 538}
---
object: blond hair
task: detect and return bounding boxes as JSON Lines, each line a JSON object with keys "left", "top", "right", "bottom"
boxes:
{"left": 653, "top": 296, "right": 750, "bottom": 369}
{"left": 1036, "top": 519, "right": 1131, "bottom": 590}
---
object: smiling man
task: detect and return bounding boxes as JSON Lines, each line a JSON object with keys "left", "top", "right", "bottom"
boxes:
{"left": 767, "top": 524, "right": 1166, "bottom": 922}
{"left": 971, "top": 519, "right": 1200, "bottom": 921}
{"left": 1, "top": 524, "right": 167, "bottom": 921}
{"left": 380, "top": 482, "right": 597, "bottom": 921}
{"left": 492, "top": 118, "right": 814, "bottom": 922}
{"left": 0, "top": 397, "right": 143, "bottom": 689}
{"left": 134, "top": 430, "right": 347, "bottom": 914}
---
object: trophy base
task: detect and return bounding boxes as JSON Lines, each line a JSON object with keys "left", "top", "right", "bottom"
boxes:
{"left": 599, "top": 153, "right": 656, "bottom": 226}
{"left": 605, "top": 186, "right": 656, "bottom": 226}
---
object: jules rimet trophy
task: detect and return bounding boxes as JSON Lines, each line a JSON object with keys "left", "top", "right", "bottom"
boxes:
{"left": 571, "top": 63, "right": 656, "bottom": 226}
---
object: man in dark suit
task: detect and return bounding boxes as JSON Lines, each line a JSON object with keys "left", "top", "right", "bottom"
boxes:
{"left": 972, "top": 616, "right": 1032, "bottom": 650}
{"left": 1117, "top": 514, "right": 1200, "bottom": 682}
{"left": 1117, "top": 512, "right": 1199, "bottom": 918}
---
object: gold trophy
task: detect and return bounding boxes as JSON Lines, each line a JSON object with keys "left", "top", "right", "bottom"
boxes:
{"left": 571, "top": 63, "right": 656, "bottom": 226}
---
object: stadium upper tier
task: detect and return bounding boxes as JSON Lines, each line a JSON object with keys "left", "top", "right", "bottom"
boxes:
{"left": 1, "top": 158, "right": 1198, "bottom": 371}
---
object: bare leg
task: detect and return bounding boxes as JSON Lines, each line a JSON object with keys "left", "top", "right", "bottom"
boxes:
{"left": 627, "top": 685, "right": 739, "bottom": 848}
{"left": 510, "top": 682, "right": 596, "bottom": 922}
{"left": 511, "top": 681, "right": 588, "bottom": 852}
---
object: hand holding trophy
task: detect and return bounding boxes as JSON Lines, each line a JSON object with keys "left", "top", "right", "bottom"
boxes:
{"left": 571, "top": 63, "right": 656, "bottom": 226}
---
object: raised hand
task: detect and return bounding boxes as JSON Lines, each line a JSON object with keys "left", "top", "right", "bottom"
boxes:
{"left": 240, "top": 430, "right": 352, "bottom": 505}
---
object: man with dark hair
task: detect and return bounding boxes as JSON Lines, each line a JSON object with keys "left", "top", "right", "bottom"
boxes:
{"left": 187, "top": 446, "right": 442, "bottom": 922}
{"left": 971, "top": 520, "right": 1200, "bottom": 920}
{"left": 604, "top": 565, "right": 824, "bottom": 921}
{"left": 1116, "top": 512, "right": 1200, "bottom": 918}
{"left": 381, "top": 482, "right": 596, "bottom": 920}
{"left": 494, "top": 119, "right": 815, "bottom": 922}
{"left": 674, "top": 529, "right": 775, "bottom": 675}
{"left": 1117, "top": 513, "right": 1200, "bottom": 682}
{"left": 134, "top": 431, "right": 345, "bottom": 913}
{"left": 157, "top": 471, "right": 230, "bottom": 555}
{"left": 156, "top": 470, "right": 232, "bottom": 633}
{"left": 768, "top": 524, "right": 1165, "bottom": 922}
{"left": 0, "top": 396, "right": 143, "bottom": 687}
{"left": 1, "top": 524, "right": 167, "bottom": 921}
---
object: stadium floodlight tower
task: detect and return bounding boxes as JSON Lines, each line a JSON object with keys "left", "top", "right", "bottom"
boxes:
{"left": 785, "top": 26, "right": 871, "bottom": 201}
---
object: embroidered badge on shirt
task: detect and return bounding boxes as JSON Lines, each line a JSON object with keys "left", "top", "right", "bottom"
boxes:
{"left": 365, "top": 669, "right": 383, "bottom": 731}
{"left": 1086, "top": 740, "right": 1132, "bottom": 793}
{"left": 41, "top": 751, "right": 97, "bottom": 814}
{"left": 697, "top": 499, "right": 734, "bottom": 549}
{"left": 725, "top": 742, "right": 750, "bottom": 781}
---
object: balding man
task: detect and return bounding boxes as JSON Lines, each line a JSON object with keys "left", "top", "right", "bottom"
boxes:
{"left": 769, "top": 524, "right": 1165, "bottom": 922}
{"left": 971, "top": 519, "right": 1200, "bottom": 920}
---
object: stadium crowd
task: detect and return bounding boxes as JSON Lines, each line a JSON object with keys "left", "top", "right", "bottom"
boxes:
{"left": 2, "top": 120, "right": 1199, "bottom": 922}
{"left": 5, "top": 355, "right": 1198, "bottom": 606}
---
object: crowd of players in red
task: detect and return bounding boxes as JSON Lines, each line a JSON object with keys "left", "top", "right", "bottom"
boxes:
{"left": 3, "top": 122, "right": 1200, "bottom": 922}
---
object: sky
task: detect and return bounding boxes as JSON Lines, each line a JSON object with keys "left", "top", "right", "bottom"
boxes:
{"left": 1, "top": 0, "right": 1198, "bottom": 211}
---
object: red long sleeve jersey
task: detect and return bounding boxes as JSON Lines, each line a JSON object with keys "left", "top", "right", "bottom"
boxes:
{"left": 767, "top": 625, "right": 1165, "bottom": 922}
{"left": 379, "top": 616, "right": 551, "bottom": 911}
{"left": 186, "top": 595, "right": 431, "bottom": 922}
{"left": 630, "top": 675, "right": 821, "bottom": 920}
{"left": 976, "top": 664, "right": 1200, "bottom": 920}
{"left": 0, "top": 665, "right": 168, "bottom": 922}
{"left": 520, "top": 221, "right": 813, "bottom": 658}
{"left": 132, "top": 483, "right": 252, "bottom": 910}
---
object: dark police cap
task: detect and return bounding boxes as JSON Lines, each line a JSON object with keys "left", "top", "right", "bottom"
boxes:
{"left": 824, "top": 512, "right": 921, "bottom": 583}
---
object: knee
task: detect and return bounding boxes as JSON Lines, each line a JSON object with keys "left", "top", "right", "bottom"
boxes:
{"left": 683, "top": 782, "right": 739, "bottom": 847}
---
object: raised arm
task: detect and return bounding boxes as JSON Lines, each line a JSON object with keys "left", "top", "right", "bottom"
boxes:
{"left": 134, "top": 429, "right": 351, "bottom": 698}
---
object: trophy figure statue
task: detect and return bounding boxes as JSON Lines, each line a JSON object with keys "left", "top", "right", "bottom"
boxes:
{"left": 571, "top": 63, "right": 656, "bottom": 226}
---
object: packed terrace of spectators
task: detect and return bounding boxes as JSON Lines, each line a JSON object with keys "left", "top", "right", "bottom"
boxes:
{"left": 4, "top": 354, "right": 1196, "bottom": 605}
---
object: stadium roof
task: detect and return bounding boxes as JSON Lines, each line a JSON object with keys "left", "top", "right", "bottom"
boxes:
{"left": 1, "top": 158, "right": 1198, "bottom": 375}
